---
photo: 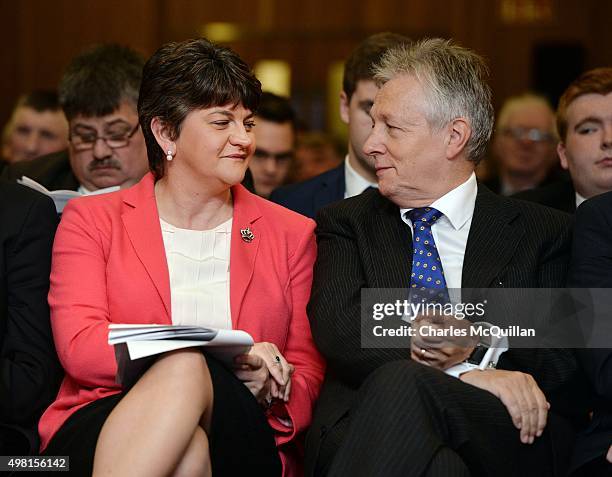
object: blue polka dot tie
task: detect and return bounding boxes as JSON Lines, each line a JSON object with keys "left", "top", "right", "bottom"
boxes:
{"left": 406, "top": 207, "right": 449, "bottom": 303}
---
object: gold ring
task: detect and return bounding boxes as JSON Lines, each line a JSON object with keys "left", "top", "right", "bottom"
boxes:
{"left": 421, "top": 348, "right": 427, "bottom": 357}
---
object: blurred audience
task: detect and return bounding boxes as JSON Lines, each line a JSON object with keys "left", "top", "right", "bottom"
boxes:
{"left": 249, "top": 92, "right": 296, "bottom": 198}
{"left": 271, "top": 32, "right": 411, "bottom": 218}
{"left": 1, "top": 91, "right": 68, "bottom": 164}
{"left": 2, "top": 44, "right": 148, "bottom": 192}
{"left": 515, "top": 68, "right": 612, "bottom": 212}
{"left": 486, "top": 93, "right": 559, "bottom": 195}
{"left": 0, "top": 181, "right": 62, "bottom": 456}
{"left": 289, "top": 132, "right": 343, "bottom": 183}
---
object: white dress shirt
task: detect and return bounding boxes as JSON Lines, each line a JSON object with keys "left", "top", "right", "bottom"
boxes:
{"left": 399, "top": 173, "right": 508, "bottom": 376}
{"left": 160, "top": 217, "right": 232, "bottom": 330}
{"left": 344, "top": 155, "right": 378, "bottom": 199}
{"left": 399, "top": 173, "right": 477, "bottom": 289}
{"left": 575, "top": 192, "right": 587, "bottom": 209}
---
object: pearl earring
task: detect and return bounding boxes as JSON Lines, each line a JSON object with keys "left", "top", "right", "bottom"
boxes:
{"left": 166, "top": 150, "right": 173, "bottom": 161}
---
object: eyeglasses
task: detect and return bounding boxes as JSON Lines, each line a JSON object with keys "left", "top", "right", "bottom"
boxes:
{"left": 70, "top": 123, "right": 140, "bottom": 151}
{"left": 501, "top": 127, "right": 554, "bottom": 143}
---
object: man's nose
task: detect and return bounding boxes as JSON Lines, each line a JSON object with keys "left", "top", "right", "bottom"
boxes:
{"left": 363, "top": 128, "right": 380, "bottom": 156}
{"left": 92, "top": 138, "right": 113, "bottom": 160}
{"left": 602, "top": 124, "right": 612, "bottom": 150}
{"left": 262, "top": 157, "right": 278, "bottom": 174}
{"left": 24, "top": 132, "right": 40, "bottom": 154}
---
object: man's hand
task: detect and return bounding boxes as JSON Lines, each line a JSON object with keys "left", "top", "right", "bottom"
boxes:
{"left": 410, "top": 315, "right": 476, "bottom": 370}
{"left": 460, "top": 369, "right": 549, "bottom": 444}
{"left": 606, "top": 444, "right": 612, "bottom": 463}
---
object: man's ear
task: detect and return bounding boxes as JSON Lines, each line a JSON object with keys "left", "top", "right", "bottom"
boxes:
{"left": 339, "top": 91, "right": 350, "bottom": 125}
{"left": 557, "top": 142, "right": 569, "bottom": 170}
{"left": 151, "top": 117, "right": 175, "bottom": 153}
{"left": 446, "top": 117, "right": 471, "bottom": 160}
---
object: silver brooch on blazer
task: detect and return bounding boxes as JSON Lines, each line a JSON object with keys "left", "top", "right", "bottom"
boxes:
{"left": 240, "top": 227, "right": 255, "bottom": 243}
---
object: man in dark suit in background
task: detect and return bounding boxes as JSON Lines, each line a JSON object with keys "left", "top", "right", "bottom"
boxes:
{"left": 249, "top": 92, "right": 297, "bottom": 198}
{"left": 515, "top": 68, "right": 612, "bottom": 213}
{"left": 306, "top": 38, "right": 581, "bottom": 476}
{"left": 271, "top": 32, "right": 411, "bottom": 218}
{"left": 568, "top": 191, "right": 612, "bottom": 476}
{"left": 0, "top": 181, "right": 62, "bottom": 455}
{"left": 2, "top": 44, "right": 256, "bottom": 196}
{"left": 486, "top": 93, "right": 559, "bottom": 196}
{"left": 2, "top": 44, "right": 148, "bottom": 193}
{"left": 1, "top": 90, "right": 68, "bottom": 165}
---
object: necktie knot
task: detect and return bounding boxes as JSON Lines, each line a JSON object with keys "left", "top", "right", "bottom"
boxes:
{"left": 406, "top": 207, "right": 443, "bottom": 226}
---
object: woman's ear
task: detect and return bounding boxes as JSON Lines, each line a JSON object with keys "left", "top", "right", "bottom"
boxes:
{"left": 151, "top": 117, "right": 175, "bottom": 154}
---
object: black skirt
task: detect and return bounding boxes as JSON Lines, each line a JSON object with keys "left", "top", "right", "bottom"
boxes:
{"left": 43, "top": 356, "right": 282, "bottom": 476}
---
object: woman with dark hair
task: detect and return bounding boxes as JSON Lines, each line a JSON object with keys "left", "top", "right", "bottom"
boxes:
{"left": 39, "top": 38, "right": 325, "bottom": 476}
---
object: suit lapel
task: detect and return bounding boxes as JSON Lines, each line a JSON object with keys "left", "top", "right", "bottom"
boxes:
{"left": 462, "top": 185, "right": 523, "bottom": 287}
{"left": 229, "top": 184, "right": 262, "bottom": 328}
{"left": 366, "top": 191, "right": 413, "bottom": 288}
{"left": 121, "top": 174, "right": 172, "bottom": 318}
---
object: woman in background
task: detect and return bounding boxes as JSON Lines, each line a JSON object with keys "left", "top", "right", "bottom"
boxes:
{"left": 40, "top": 38, "right": 325, "bottom": 476}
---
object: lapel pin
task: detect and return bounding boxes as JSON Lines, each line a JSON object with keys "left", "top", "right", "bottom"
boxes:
{"left": 240, "top": 227, "right": 255, "bottom": 243}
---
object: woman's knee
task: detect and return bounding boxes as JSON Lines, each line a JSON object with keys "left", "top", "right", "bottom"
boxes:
{"left": 146, "top": 349, "right": 213, "bottom": 400}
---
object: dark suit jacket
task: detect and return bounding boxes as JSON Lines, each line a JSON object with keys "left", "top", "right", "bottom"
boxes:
{"left": 568, "top": 191, "right": 612, "bottom": 470}
{"left": 270, "top": 164, "right": 345, "bottom": 219}
{"left": 306, "top": 184, "right": 582, "bottom": 475}
{"left": 0, "top": 181, "right": 62, "bottom": 454}
{"left": 1, "top": 150, "right": 79, "bottom": 191}
{"left": 513, "top": 176, "right": 576, "bottom": 213}
{"left": 484, "top": 169, "right": 570, "bottom": 197}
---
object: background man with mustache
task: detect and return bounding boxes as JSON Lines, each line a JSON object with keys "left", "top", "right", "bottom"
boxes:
{"left": 2, "top": 44, "right": 149, "bottom": 193}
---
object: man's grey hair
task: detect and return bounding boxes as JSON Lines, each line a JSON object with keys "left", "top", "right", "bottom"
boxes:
{"left": 496, "top": 93, "right": 556, "bottom": 136}
{"left": 374, "top": 38, "right": 494, "bottom": 163}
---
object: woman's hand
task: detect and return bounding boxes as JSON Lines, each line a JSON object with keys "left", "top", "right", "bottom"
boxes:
{"left": 232, "top": 353, "right": 271, "bottom": 404}
{"left": 248, "top": 342, "right": 294, "bottom": 402}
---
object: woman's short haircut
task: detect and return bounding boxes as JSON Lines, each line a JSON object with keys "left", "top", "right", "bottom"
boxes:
{"left": 375, "top": 38, "right": 494, "bottom": 163}
{"left": 138, "top": 38, "right": 262, "bottom": 180}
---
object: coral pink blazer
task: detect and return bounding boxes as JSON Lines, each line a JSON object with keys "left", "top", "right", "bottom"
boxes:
{"left": 39, "top": 173, "right": 325, "bottom": 476}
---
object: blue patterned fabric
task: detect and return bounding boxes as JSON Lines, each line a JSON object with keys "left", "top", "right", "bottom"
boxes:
{"left": 406, "top": 207, "right": 449, "bottom": 303}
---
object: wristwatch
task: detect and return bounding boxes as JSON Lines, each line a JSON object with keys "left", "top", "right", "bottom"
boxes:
{"left": 445, "top": 322, "right": 509, "bottom": 378}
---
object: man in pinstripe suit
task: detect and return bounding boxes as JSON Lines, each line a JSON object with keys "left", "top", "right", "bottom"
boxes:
{"left": 305, "top": 39, "right": 584, "bottom": 476}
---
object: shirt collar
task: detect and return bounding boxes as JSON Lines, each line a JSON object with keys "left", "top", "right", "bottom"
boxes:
{"left": 400, "top": 172, "right": 477, "bottom": 230}
{"left": 77, "top": 184, "right": 91, "bottom": 195}
{"left": 344, "top": 155, "right": 378, "bottom": 198}
{"left": 575, "top": 191, "right": 587, "bottom": 208}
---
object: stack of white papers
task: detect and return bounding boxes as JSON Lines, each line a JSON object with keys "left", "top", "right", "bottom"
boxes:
{"left": 108, "top": 324, "right": 254, "bottom": 387}
{"left": 18, "top": 176, "right": 119, "bottom": 212}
